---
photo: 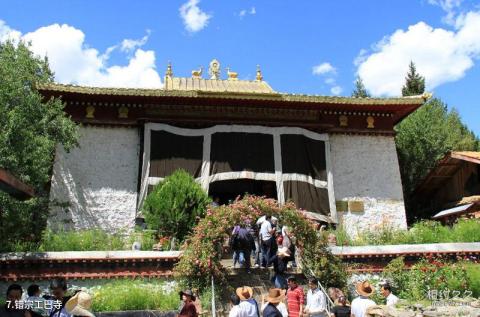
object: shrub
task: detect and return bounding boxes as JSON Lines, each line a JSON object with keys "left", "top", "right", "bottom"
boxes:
{"left": 142, "top": 169, "right": 210, "bottom": 242}
{"left": 452, "top": 219, "right": 480, "bottom": 242}
{"left": 383, "top": 256, "right": 471, "bottom": 302}
{"left": 174, "top": 195, "right": 346, "bottom": 289}
{"left": 465, "top": 263, "right": 480, "bottom": 297}
{"left": 90, "top": 279, "right": 178, "bottom": 312}
{"left": 38, "top": 229, "right": 126, "bottom": 251}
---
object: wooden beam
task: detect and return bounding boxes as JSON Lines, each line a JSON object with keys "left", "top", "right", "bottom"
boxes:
{"left": 0, "top": 168, "right": 34, "bottom": 200}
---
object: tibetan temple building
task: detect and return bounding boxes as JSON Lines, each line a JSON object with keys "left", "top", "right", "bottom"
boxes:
{"left": 39, "top": 59, "right": 428, "bottom": 237}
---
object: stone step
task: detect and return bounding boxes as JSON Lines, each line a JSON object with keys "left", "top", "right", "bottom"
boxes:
{"left": 207, "top": 267, "right": 306, "bottom": 317}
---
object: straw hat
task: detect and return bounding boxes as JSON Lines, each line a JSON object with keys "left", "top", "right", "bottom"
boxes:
{"left": 277, "top": 247, "right": 291, "bottom": 258}
{"left": 236, "top": 286, "right": 254, "bottom": 300}
{"left": 65, "top": 292, "right": 95, "bottom": 317}
{"left": 356, "top": 281, "right": 374, "bottom": 297}
{"left": 179, "top": 289, "right": 196, "bottom": 301}
{"left": 266, "top": 288, "right": 286, "bottom": 304}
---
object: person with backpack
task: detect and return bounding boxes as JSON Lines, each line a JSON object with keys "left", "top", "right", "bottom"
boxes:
{"left": 230, "top": 225, "right": 241, "bottom": 268}
{"left": 234, "top": 224, "right": 255, "bottom": 273}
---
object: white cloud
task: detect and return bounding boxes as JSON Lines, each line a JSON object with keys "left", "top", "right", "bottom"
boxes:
{"left": 1, "top": 21, "right": 162, "bottom": 88}
{"left": 428, "top": 0, "right": 463, "bottom": 25}
{"left": 239, "top": 7, "right": 256, "bottom": 18}
{"left": 120, "top": 30, "right": 151, "bottom": 53}
{"left": 330, "top": 86, "right": 343, "bottom": 95}
{"left": 356, "top": 11, "right": 480, "bottom": 96}
{"left": 179, "top": 0, "right": 211, "bottom": 33}
{"left": 0, "top": 20, "right": 21, "bottom": 42}
{"left": 312, "top": 62, "right": 336, "bottom": 75}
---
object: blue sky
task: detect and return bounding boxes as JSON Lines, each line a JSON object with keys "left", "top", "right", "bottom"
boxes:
{"left": 0, "top": 0, "right": 479, "bottom": 135}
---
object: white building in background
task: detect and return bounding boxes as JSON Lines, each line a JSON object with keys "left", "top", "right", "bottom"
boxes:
{"left": 40, "top": 60, "right": 427, "bottom": 237}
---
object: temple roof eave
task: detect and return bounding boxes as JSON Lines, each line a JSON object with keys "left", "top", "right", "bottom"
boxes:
{"left": 37, "top": 83, "right": 427, "bottom": 107}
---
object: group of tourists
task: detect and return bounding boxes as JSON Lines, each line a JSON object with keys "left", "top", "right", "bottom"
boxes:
{"left": 1, "top": 279, "right": 95, "bottom": 317}
{"left": 179, "top": 276, "right": 398, "bottom": 317}
{"left": 229, "top": 214, "right": 296, "bottom": 283}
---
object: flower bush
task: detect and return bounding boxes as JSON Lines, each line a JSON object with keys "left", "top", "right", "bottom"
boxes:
{"left": 383, "top": 256, "right": 472, "bottom": 302}
{"left": 174, "top": 195, "right": 346, "bottom": 289}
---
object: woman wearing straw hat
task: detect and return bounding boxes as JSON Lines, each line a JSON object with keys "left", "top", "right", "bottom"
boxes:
{"left": 64, "top": 292, "right": 95, "bottom": 317}
{"left": 350, "top": 281, "right": 376, "bottom": 317}
{"left": 262, "top": 289, "right": 286, "bottom": 317}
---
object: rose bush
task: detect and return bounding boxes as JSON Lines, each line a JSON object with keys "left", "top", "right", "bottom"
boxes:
{"left": 174, "top": 195, "right": 346, "bottom": 289}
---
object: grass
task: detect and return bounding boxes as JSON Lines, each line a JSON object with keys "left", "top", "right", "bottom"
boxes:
{"left": 3, "top": 228, "right": 160, "bottom": 252}
{"left": 90, "top": 279, "right": 178, "bottom": 312}
{"left": 127, "top": 229, "right": 158, "bottom": 251}
{"left": 330, "top": 219, "right": 480, "bottom": 246}
{"left": 38, "top": 229, "right": 126, "bottom": 251}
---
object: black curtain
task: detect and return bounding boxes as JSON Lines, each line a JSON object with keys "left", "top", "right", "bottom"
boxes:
{"left": 149, "top": 130, "right": 203, "bottom": 178}
{"left": 283, "top": 181, "right": 330, "bottom": 215}
{"left": 210, "top": 132, "right": 274, "bottom": 174}
{"left": 280, "top": 134, "right": 326, "bottom": 181}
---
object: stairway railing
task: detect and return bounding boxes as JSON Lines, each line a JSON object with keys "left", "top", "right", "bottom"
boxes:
{"left": 211, "top": 276, "right": 217, "bottom": 317}
{"left": 306, "top": 267, "right": 334, "bottom": 315}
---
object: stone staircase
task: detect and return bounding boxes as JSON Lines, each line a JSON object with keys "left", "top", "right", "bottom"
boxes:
{"left": 209, "top": 258, "right": 305, "bottom": 317}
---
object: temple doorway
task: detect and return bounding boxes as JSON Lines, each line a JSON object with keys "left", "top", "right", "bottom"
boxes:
{"left": 208, "top": 180, "right": 277, "bottom": 205}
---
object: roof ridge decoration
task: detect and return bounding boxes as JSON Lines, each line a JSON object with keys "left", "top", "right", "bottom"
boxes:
{"left": 209, "top": 59, "right": 221, "bottom": 80}
{"left": 256, "top": 65, "right": 263, "bottom": 81}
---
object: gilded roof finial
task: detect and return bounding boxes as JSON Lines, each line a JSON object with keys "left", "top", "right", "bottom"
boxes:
{"left": 226, "top": 67, "right": 238, "bottom": 80}
{"left": 209, "top": 59, "right": 221, "bottom": 80}
{"left": 256, "top": 65, "right": 263, "bottom": 81}
{"left": 192, "top": 66, "right": 203, "bottom": 79}
{"left": 166, "top": 61, "right": 173, "bottom": 78}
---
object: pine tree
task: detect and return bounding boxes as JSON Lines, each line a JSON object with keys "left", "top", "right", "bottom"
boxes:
{"left": 351, "top": 76, "right": 370, "bottom": 98}
{"left": 401, "top": 61, "right": 425, "bottom": 96}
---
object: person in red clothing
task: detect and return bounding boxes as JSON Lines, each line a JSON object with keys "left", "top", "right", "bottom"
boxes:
{"left": 178, "top": 290, "right": 198, "bottom": 317}
{"left": 286, "top": 276, "right": 304, "bottom": 317}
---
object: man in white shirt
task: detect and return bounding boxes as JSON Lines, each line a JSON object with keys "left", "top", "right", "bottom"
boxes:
{"left": 303, "top": 278, "right": 327, "bottom": 317}
{"left": 236, "top": 286, "right": 260, "bottom": 317}
{"left": 351, "top": 281, "right": 376, "bottom": 317}
{"left": 259, "top": 215, "right": 275, "bottom": 268}
{"left": 380, "top": 284, "right": 399, "bottom": 307}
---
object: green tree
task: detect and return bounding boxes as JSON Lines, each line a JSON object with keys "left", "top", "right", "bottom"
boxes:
{"left": 401, "top": 61, "right": 425, "bottom": 96}
{"left": 351, "top": 76, "right": 370, "bottom": 98}
{"left": 0, "top": 41, "right": 78, "bottom": 251}
{"left": 396, "top": 61, "right": 478, "bottom": 221}
{"left": 396, "top": 98, "right": 479, "bottom": 220}
{"left": 142, "top": 169, "right": 210, "bottom": 242}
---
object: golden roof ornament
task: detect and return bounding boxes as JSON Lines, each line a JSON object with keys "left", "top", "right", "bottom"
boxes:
{"left": 209, "top": 59, "right": 221, "bottom": 80}
{"left": 256, "top": 65, "right": 263, "bottom": 81}
{"left": 192, "top": 67, "right": 203, "bottom": 79}
{"left": 166, "top": 61, "right": 173, "bottom": 78}
{"left": 226, "top": 67, "right": 238, "bottom": 81}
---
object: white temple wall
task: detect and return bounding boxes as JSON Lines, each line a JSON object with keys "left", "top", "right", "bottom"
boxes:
{"left": 329, "top": 134, "right": 407, "bottom": 238}
{"left": 49, "top": 126, "right": 140, "bottom": 232}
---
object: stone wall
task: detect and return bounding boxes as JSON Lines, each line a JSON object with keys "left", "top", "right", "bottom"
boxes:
{"left": 49, "top": 126, "right": 140, "bottom": 232}
{"left": 329, "top": 134, "right": 407, "bottom": 237}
